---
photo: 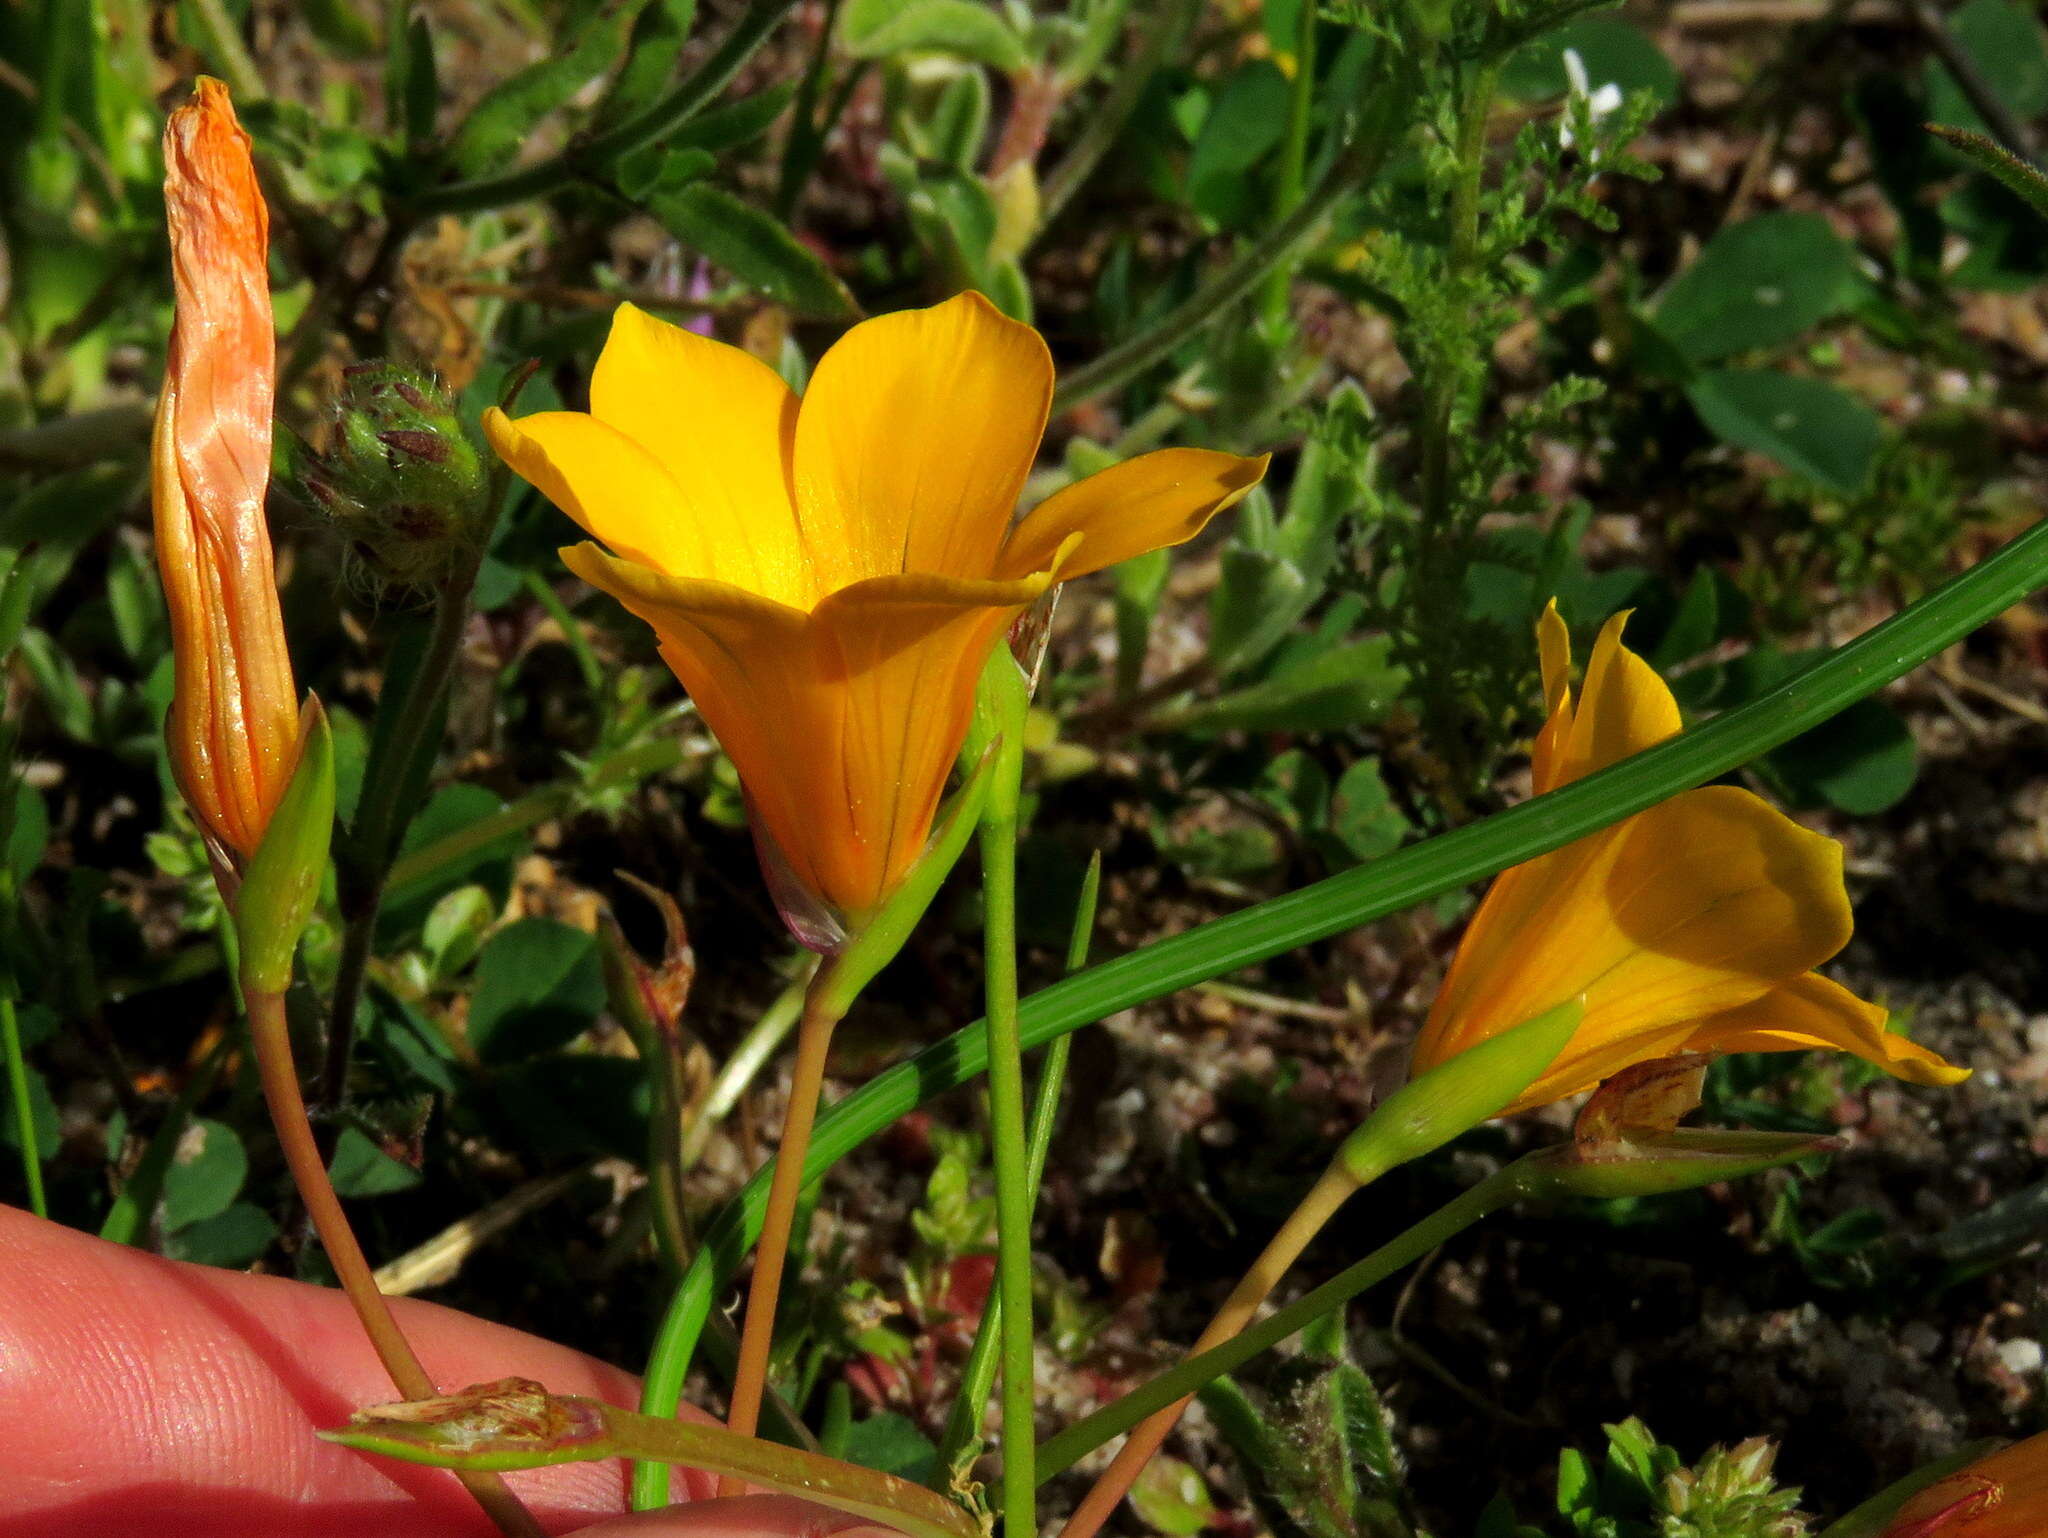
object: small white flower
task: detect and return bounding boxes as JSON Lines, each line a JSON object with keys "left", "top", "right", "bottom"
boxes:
{"left": 1559, "top": 47, "right": 1624, "bottom": 159}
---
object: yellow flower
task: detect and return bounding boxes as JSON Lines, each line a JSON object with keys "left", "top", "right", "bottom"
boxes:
{"left": 487, "top": 293, "right": 1266, "bottom": 935}
{"left": 153, "top": 79, "right": 301, "bottom": 867}
{"left": 1411, "top": 601, "right": 1966, "bottom": 1111}
{"left": 1882, "top": 1433, "right": 2048, "bottom": 1538}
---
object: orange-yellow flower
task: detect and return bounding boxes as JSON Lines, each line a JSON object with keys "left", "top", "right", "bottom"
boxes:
{"left": 487, "top": 293, "right": 1266, "bottom": 937}
{"left": 1411, "top": 601, "right": 1966, "bottom": 1111}
{"left": 1882, "top": 1433, "right": 2048, "bottom": 1538}
{"left": 153, "top": 79, "right": 300, "bottom": 866}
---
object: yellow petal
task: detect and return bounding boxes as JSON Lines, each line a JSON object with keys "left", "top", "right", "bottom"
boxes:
{"left": 791, "top": 291, "right": 1051, "bottom": 590}
{"left": 558, "top": 542, "right": 850, "bottom": 910}
{"left": 1415, "top": 786, "right": 1853, "bottom": 1110}
{"left": 488, "top": 408, "right": 692, "bottom": 574}
{"left": 1552, "top": 611, "right": 1682, "bottom": 786}
{"left": 588, "top": 303, "right": 811, "bottom": 606}
{"left": 1683, "top": 972, "right": 1970, "bottom": 1086}
{"left": 1530, "top": 599, "right": 1575, "bottom": 795}
{"left": 999, "top": 448, "right": 1270, "bottom": 582}
{"left": 810, "top": 567, "right": 1056, "bottom": 914}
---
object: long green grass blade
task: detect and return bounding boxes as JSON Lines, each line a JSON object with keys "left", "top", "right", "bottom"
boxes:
{"left": 634, "top": 518, "right": 2048, "bottom": 1503}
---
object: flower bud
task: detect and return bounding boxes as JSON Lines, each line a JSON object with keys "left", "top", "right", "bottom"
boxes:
{"left": 1521, "top": 1128, "right": 1842, "bottom": 1202}
{"left": 289, "top": 362, "right": 489, "bottom": 592}
{"left": 154, "top": 78, "right": 301, "bottom": 870}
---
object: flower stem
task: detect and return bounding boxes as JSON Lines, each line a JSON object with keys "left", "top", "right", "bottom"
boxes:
{"left": 323, "top": 556, "right": 480, "bottom": 1111}
{"left": 1053, "top": 1165, "right": 1361, "bottom": 1538}
{"left": 244, "top": 986, "right": 543, "bottom": 1538}
{"left": 722, "top": 957, "right": 847, "bottom": 1476}
{"left": 0, "top": 994, "right": 45, "bottom": 1218}
{"left": 979, "top": 795, "right": 1038, "bottom": 1536}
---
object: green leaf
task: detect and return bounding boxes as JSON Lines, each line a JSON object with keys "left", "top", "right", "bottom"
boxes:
{"left": 1685, "top": 369, "right": 1882, "bottom": 494}
{"left": 162, "top": 1117, "right": 249, "bottom": 1230}
{"left": 668, "top": 78, "right": 798, "bottom": 154}
{"left": 645, "top": 184, "right": 859, "bottom": 319}
{"left": 1129, "top": 1454, "right": 1216, "bottom": 1537}
{"left": 1766, "top": 696, "right": 1918, "bottom": 815}
{"left": 1924, "top": 0, "right": 2048, "bottom": 135}
{"left": 0, "top": 1052, "right": 57, "bottom": 1161}
{"left": 329, "top": 1125, "right": 424, "bottom": 1198}
{"left": 1501, "top": 16, "right": 1679, "bottom": 106}
{"left": 466, "top": 918, "right": 606, "bottom": 1064}
{"left": 1329, "top": 758, "right": 1410, "bottom": 862}
{"left": 237, "top": 701, "right": 337, "bottom": 996}
{"left": 1157, "top": 639, "right": 1408, "bottom": 735}
{"left": 841, "top": 1413, "right": 940, "bottom": 1487}
{"left": 423, "top": 884, "right": 497, "bottom": 983}
{"left": 444, "top": 0, "right": 652, "bottom": 177}
{"left": 165, "top": 1200, "right": 279, "bottom": 1268}
{"left": 1186, "top": 60, "right": 1291, "bottom": 226}
{"left": 840, "top": 0, "right": 1030, "bottom": 72}
{"left": 615, "top": 144, "right": 715, "bottom": 202}
{"left": 1652, "top": 212, "right": 1857, "bottom": 364}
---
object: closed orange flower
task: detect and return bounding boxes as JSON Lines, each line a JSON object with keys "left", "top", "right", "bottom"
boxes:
{"left": 487, "top": 293, "right": 1266, "bottom": 940}
{"left": 1883, "top": 1433, "right": 2048, "bottom": 1538}
{"left": 153, "top": 79, "right": 300, "bottom": 866}
{"left": 1411, "top": 602, "right": 1966, "bottom": 1111}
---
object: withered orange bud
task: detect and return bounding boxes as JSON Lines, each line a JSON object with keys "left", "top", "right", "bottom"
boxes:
{"left": 153, "top": 78, "right": 300, "bottom": 866}
{"left": 1884, "top": 1434, "right": 2048, "bottom": 1538}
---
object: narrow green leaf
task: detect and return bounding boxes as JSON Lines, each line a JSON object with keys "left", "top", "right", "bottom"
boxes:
{"left": 840, "top": 0, "right": 1030, "bottom": 72}
{"left": 444, "top": 0, "right": 652, "bottom": 177}
{"left": 645, "top": 184, "right": 859, "bottom": 318}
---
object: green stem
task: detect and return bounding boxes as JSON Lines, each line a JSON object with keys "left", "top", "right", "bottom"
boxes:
{"left": 629, "top": 518, "right": 2048, "bottom": 1460}
{"left": 979, "top": 799, "right": 1036, "bottom": 1536}
{"left": 323, "top": 558, "right": 481, "bottom": 1108}
{"left": 938, "top": 859, "right": 1098, "bottom": 1483}
{"left": 1260, "top": 7, "right": 1319, "bottom": 324}
{"left": 1049, "top": 68, "right": 1404, "bottom": 415}
{"left": 0, "top": 995, "right": 45, "bottom": 1219}
{"left": 773, "top": 0, "right": 842, "bottom": 220}
{"left": 1034, "top": 0, "right": 1199, "bottom": 237}
{"left": 408, "top": 0, "right": 798, "bottom": 215}
{"left": 1036, "top": 1167, "right": 1523, "bottom": 1481}
{"left": 190, "top": 0, "right": 266, "bottom": 101}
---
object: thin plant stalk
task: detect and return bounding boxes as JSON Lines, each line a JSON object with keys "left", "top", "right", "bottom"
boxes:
{"left": 0, "top": 994, "right": 46, "bottom": 1219}
{"left": 722, "top": 955, "right": 848, "bottom": 1477}
{"left": 1260, "top": 5, "right": 1319, "bottom": 324}
{"left": 1054, "top": 1165, "right": 1361, "bottom": 1538}
{"left": 938, "top": 856, "right": 1101, "bottom": 1477}
{"left": 323, "top": 554, "right": 481, "bottom": 1108}
{"left": 978, "top": 755, "right": 1037, "bottom": 1536}
{"left": 244, "top": 987, "right": 544, "bottom": 1538}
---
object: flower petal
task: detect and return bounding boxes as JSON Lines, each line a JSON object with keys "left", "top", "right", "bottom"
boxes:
{"left": 588, "top": 303, "right": 810, "bottom": 606}
{"left": 999, "top": 448, "right": 1270, "bottom": 582}
{"left": 488, "top": 408, "right": 692, "bottom": 575}
{"left": 1415, "top": 786, "right": 1853, "bottom": 1110}
{"left": 1683, "top": 972, "right": 1970, "bottom": 1086}
{"left": 809, "top": 567, "right": 1056, "bottom": 914}
{"left": 558, "top": 542, "right": 850, "bottom": 910}
{"left": 1553, "top": 611, "right": 1682, "bottom": 786}
{"left": 1530, "top": 599, "right": 1575, "bottom": 795}
{"left": 792, "top": 291, "right": 1051, "bottom": 589}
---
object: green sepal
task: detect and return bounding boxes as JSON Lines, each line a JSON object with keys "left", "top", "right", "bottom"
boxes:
{"left": 236, "top": 696, "right": 335, "bottom": 995}
{"left": 1334, "top": 1001, "right": 1580, "bottom": 1182}
{"left": 963, "top": 645, "right": 1030, "bottom": 825}
{"left": 1519, "top": 1128, "right": 1842, "bottom": 1201}
{"left": 817, "top": 744, "right": 1000, "bottom": 1018}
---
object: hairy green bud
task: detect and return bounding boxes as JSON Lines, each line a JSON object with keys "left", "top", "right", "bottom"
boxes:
{"left": 289, "top": 362, "right": 488, "bottom": 592}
